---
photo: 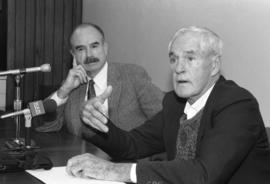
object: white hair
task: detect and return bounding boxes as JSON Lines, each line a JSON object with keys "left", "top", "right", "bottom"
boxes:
{"left": 168, "top": 26, "right": 223, "bottom": 58}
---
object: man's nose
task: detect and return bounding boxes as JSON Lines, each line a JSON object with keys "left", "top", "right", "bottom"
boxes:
{"left": 86, "top": 47, "right": 94, "bottom": 57}
{"left": 175, "top": 59, "right": 186, "bottom": 73}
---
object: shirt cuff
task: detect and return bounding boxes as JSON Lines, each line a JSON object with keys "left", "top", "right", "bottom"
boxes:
{"left": 130, "top": 163, "right": 137, "bottom": 183}
{"left": 50, "top": 91, "right": 68, "bottom": 106}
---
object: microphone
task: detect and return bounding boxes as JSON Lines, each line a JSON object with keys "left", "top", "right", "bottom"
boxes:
{"left": 1, "top": 99, "right": 57, "bottom": 119}
{"left": 0, "top": 63, "right": 51, "bottom": 76}
{"left": 1, "top": 99, "right": 57, "bottom": 149}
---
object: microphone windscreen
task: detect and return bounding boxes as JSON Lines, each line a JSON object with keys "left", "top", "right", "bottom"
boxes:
{"left": 43, "top": 99, "right": 57, "bottom": 113}
{"left": 40, "top": 63, "right": 51, "bottom": 72}
{"left": 28, "top": 100, "right": 45, "bottom": 117}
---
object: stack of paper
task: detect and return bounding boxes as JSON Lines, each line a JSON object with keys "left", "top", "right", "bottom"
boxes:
{"left": 27, "top": 166, "right": 125, "bottom": 184}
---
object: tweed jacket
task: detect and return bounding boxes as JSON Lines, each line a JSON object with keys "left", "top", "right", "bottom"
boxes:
{"left": 37, "top": 62, "right": 164, "bottom": 136}
{"left": 87, "top": 76, "right": 270, "bottom": 184}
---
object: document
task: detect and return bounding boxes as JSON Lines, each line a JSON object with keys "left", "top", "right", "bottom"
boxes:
{"left": 26, "top": 166, "right": 125, "bottom": 184}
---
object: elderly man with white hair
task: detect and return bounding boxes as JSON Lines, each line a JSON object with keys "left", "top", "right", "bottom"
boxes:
{"left": 66, "top": 26, "right": 270, "bottom": 184}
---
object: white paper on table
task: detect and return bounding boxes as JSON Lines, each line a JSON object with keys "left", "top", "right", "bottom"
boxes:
{"left": 26, "top": 166, "right": 125, "bottom": 184}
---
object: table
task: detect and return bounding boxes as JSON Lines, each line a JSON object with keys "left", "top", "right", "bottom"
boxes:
{"left": 0, "top": 114, "right": 108, "bottom": 184}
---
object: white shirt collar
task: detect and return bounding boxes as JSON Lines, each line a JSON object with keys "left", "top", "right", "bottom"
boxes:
{"left": 92, "top": 62, "right": 108, "bottom": 93}
{"left": 184, "top": 84, "right": 215, "bottom": 119}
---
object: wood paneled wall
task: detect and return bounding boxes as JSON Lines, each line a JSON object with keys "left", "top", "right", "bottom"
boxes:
{"left": 6, "top": 0, "right": 82, "bottom": 109}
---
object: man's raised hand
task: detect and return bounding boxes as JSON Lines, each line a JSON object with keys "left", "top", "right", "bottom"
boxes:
{"left": 80, "top": 86, "right": 113, "bottom": 132}
{"left": 57, "top": 60, "right": 88, "bottom": 99}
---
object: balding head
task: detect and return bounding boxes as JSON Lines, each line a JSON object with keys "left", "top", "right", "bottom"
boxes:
{"left": 70, "top": 23, "right": 105, "bottom": 47}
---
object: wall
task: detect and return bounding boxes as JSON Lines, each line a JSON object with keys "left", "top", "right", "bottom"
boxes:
{"left": 83, "top": 0, "right": 270, "bottom": 126}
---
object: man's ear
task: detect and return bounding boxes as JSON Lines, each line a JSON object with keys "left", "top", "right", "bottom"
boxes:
{"left": 211, "top": 55, "right": 221, "bottom": 76}
{"left": 70, "top": 49, "right": 75, "bottom": 57}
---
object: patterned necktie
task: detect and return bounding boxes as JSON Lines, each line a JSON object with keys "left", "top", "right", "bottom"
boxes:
{"left": 175, "top": 113, "right": 189, "bottom": 159}
{"left": 87, "top": 79, "right": 96, "bottom": 99}
{"left": 180, "top": 113, "right": 187, "bottom": 122}
{"left": 175, "top": 109, "right": 203, "bottom": 160}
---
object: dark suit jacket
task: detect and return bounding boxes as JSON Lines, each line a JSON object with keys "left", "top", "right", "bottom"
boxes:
{"left": 36, "top": 62, "right": 164, "bottom": 136}
{"left": 87, "top": 76, "right": 270, "bottom": 184}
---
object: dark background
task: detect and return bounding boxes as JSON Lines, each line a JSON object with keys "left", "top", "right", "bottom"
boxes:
{"left": 0, "top": 0, "right": 7, "bottom": 71}
{"left": 0, "top": 0, "right": 82, "bottom": 110}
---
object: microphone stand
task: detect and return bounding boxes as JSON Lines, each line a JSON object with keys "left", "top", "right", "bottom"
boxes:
{"left": 14, "top": 74, "right": 23, "bottom": 145}
{"left": 5, "top": 74, "right": 35, "bottom": 149}
{"left": 1, "top": 112, "right": 53, "bottom": 173}
{"left": 24, "top": 112, "right": 32, "bottom": 149}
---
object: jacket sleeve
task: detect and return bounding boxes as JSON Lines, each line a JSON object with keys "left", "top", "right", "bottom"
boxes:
{"left": 85, "top": 109, "right": 166, "bottom": 161}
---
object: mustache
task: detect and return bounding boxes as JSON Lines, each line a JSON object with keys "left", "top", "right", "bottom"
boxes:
{"left": 84, "top": 57, "right": 99, "bottom": 64}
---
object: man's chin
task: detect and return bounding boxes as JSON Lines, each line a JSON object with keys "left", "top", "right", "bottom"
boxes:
{"left": 84, "top": 63, "right": 103, "bottom": 76}
{"left": 174, "top": 89, "right": 191, "bottom": 99}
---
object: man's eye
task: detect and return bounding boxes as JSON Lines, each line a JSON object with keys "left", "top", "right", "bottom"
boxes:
{"left": 187, "top": 56, "right": 195, "bottom": 62}
{"left": 76, "top": 48, "right": 84, "bottom": 52}
{"left": 91, "top": 43, "right": 99, "bottom": 48}
{"left": 169, "top": 57, "right": 176, "bottom": 64}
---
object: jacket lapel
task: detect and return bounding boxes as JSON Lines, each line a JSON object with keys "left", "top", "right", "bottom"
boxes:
{"left": 196, "top": 76, "right": 225, "bottom": 152}
{"left": 66, "top": 83, "right": 87, "bottom": 135}
{"left": 165, "top": 92, "right": 186, "bottom": 159}
{"left": 75, "top": 83, "right": 87, "bottom": 107}
{"left": 107, "top": 63, "right": 121, "bottom": 122}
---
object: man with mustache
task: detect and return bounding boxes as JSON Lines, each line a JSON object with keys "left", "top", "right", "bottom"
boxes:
{"left": 36, "top": 23, "right": 164, "bottom": 142}
{"left": 66, "top": 26, "right": 270, "bottom": 183}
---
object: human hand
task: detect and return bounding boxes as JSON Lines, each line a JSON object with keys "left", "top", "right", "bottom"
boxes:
{"left": 57, "top": 59, "right": 88, "bottom": 98}
{"left": 80, "top": 86, "right": 113, "bottom": 132}
{"left": 66, "top": 153, "right": 131, "bottom": 182}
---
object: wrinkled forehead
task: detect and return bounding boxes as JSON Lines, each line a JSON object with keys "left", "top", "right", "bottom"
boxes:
{"left": 70, "top": 26, "right": 103, "bottom": 47}
{"left": 169, "top": 32, "right": 204, "bottom": 56}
